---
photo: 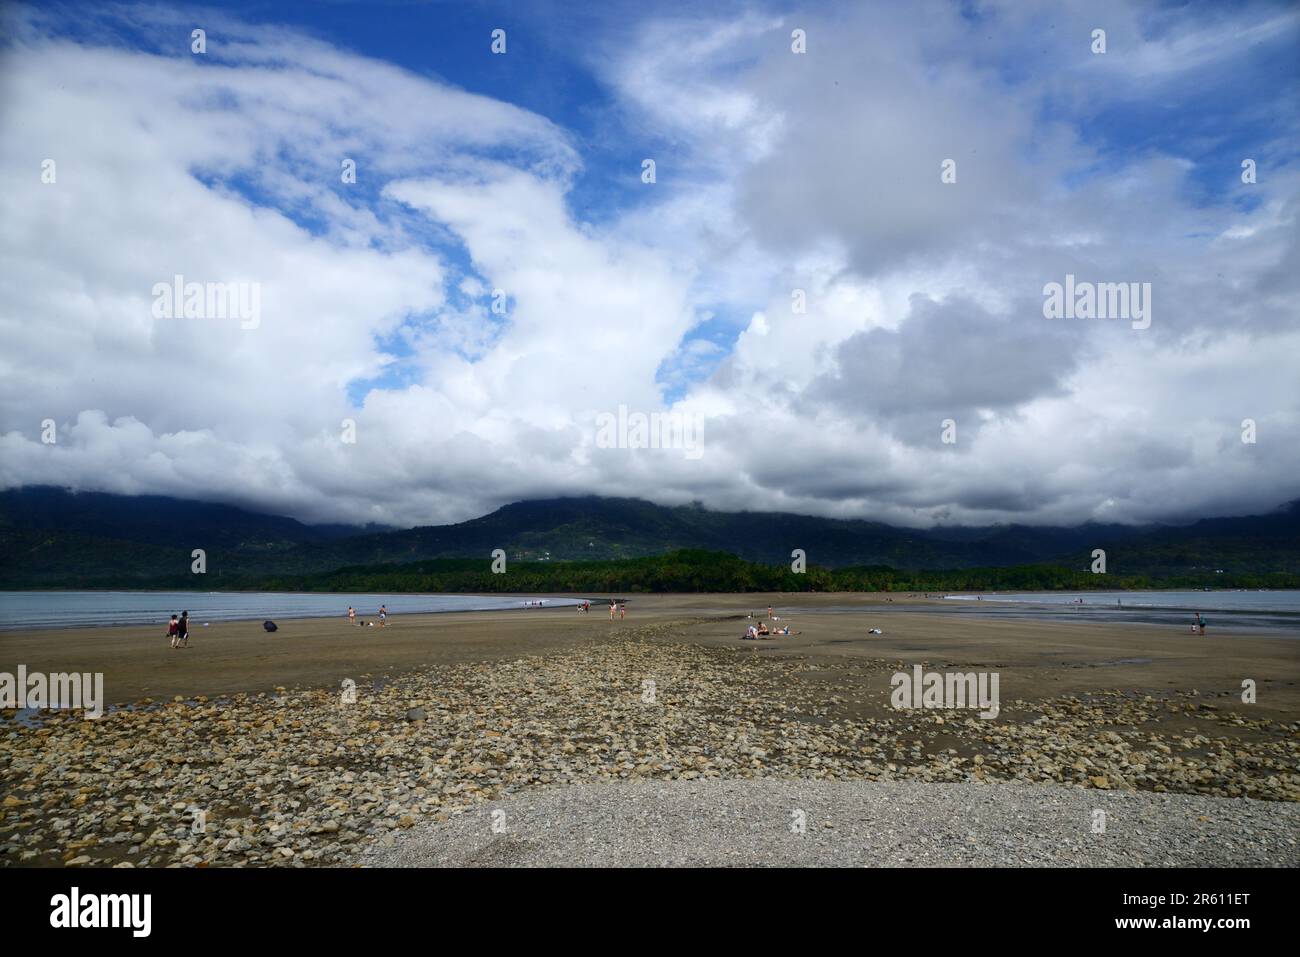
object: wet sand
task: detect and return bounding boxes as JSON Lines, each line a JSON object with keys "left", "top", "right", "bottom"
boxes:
{"left": 2, "top": 592, "right": 1295, "bottom": 721}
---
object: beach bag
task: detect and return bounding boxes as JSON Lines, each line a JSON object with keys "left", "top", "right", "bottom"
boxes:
{"left": 263, "top": 620, "right": 278, "bottom": 632}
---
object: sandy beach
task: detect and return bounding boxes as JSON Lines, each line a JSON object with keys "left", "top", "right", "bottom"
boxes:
{"left": 4, "top": 593, "right": 1297, "bottom": 716}
{"left": 2, "top": 594, "right": 1297, "bottom": 867}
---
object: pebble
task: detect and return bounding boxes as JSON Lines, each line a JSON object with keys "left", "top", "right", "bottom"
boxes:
{"left": 2, "top": 623, "right": 1295, "bottom": 868}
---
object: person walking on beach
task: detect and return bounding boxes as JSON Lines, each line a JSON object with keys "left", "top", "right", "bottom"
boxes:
{"left": 619, "top": 602, "right": 626, "bottom": 620}
{"left": 378, "top": 605, "right": 387, "bottom": 628}
{"left": 177, "top": 611, "right": 190, "bottom": 648}
{"left": 347, "top": 606, "right": 356, "bottom": 627}
{"left": 1195, "top": 612, "right": 1206, "bottom": 636}
{"left": 609, "top": 600, "right": 617, "bottom": 621}
{"left": 167, "top": 614, "right": 180, "bottom": 649}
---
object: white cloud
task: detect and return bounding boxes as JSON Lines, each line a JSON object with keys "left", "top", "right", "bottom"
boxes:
{"left": 0, "top": 2, "right": 1296, "bottom": 529}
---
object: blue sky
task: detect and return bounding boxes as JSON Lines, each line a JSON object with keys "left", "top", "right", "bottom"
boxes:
{"left": 188, "top": 0, "right": 759, "bottom": 402}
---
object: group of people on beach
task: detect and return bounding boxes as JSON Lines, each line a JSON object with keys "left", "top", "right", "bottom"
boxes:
{"left": 166, "top": 611, "right": 189, "bottom": 648}
{"left": 743, "top": 606, "right": 798, "bottom": 640}
{"left": 346, "top": 605, "right": 387, "bottom": 628}
{"left": 744, "top": 621, "right": 797, "bottom": 639}
{"left": 574, "top": 598, "right": 624, "bottom": 621}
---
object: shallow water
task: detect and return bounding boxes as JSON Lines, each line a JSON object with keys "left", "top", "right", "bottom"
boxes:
{"left": 936, "top": 590, "right": 1300, "bottom": 635}
{"left": 698, "top": 591, "right": 1300, "bottom": 635}
{"left": 0, "top": 590, "right": 581, "bottom": 631}
{"left": 944, "top": 590, "right": 1300, "bottom": 613}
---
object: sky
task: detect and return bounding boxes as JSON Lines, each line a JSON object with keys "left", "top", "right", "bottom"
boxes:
{"left": 1, "top": 0, "right": 1298, "bottom": 529}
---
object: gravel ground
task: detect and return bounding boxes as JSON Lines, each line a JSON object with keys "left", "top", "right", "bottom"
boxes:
{"left": 357, "top": 778, "right": 1300, "bottom": 867}
{"left": 5, "top": 627, "right": 1295, "bottom": 867}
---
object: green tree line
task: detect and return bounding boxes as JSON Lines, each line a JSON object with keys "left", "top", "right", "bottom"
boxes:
{"left": 242, "top": 549, "right": 1300, "bottom": 595}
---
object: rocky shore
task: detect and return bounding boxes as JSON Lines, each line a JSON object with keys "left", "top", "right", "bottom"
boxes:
{"left": 2, "top": 621, "right": 1296, "bottom": 867}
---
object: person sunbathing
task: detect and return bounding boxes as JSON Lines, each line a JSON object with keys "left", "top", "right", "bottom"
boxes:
{"left": 757, "top": 622, "right": 770, "bottom": 635}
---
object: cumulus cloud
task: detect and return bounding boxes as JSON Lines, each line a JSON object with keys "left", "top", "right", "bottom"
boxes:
{"left": 0, "top": 1, "right": 1297, "bottom": 529}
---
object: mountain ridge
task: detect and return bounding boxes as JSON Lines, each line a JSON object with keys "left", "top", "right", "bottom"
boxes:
{"left": 1, "top": 486, "right": 1297, "bottom": 588}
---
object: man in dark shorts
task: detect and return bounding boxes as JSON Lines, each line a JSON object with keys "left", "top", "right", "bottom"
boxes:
{"left": 177, "top": 610, "right": 190, "bottom": 647}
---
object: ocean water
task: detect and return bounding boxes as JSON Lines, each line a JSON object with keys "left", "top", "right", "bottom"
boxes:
{"left": 938, "top": 590, "right": 1300, "bottom": 634}
{"left": 692, "top": 590, "right": 1300, "bottom": 635}
{"left": 0, "top": 591, "right": 582, "bottom": 631}
{"left": 943, "top": 590, "right": 1300, "bottom": 612}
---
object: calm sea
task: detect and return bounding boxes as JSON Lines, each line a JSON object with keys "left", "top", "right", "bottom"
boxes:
{"left": 0, "top": 591, "right": 581, "bottom": 631}
{"left": 2, "top": 589, "right": 1297, "bottom": 634}
{"left": 940, "top": 590, "right": 1300, "bottom": 634}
